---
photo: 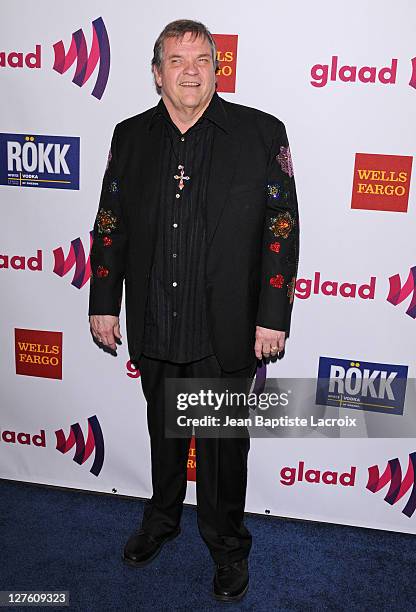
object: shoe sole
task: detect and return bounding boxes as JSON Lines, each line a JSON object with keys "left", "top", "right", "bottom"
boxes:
{"left": 213, "top": 582, "right": 249, "bottom": 602}
{"left": 122, "top": 530, "right": 180, "bottom": 568}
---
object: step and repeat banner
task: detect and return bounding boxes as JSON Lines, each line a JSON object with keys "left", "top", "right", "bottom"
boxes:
{"left": 1, "top": 1, "right": 415, "bottom": 534}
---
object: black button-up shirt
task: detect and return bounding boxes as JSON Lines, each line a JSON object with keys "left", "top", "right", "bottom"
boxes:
{"left": 142, "top": 93, "right": 226, "bottom": 363}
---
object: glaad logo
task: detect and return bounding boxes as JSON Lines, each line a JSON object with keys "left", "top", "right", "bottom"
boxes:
{"left": 53, "top": 232, "right": 93, "bottom": 289}
{"left": 316, "top": 357, "right": 408, "bottom": 415}
{"left": 0, "top": 249, "right": 42, "bottom": 270}
{"left": 387, "top": 266, "right": 416, "bottom": 319}
{"left": 0, "top": 427, "right": 46, "bottom": 446}
{"left": 295, "top": 272, "right": 376, "bottom": 300}
{"left": 1, "top": 233, "right": 92, "bottom": 288}
{"left": 53, "top": 16, "right": 110, "bottom": 100}
{"left": 310, "top": 56, "right": 397, "bottom": 88}
{"left": 280, "top": 461, "right": 356, "bottom": 486}
{"left": 367, "top": 453, "right": 416, "bottom": 518}
{"left": 409, "top": 58, "right": 416, "bottom": 89}
{"left": 0, "top": 17, "right": 110, "bottom": 99}
{"left": 126, "top": 360, "right": 141, "bottom": 378}
{"left": 311, "top": 55, "right": 416, "bottom": 91}
{"left": 0, "top": 45, "right": 41, "bottom": 68}
{"left": 55, "top": 415, "right": 104, "bottom": 477}
{"left": 0, "top": 133, "right": 80, "bottom": 190}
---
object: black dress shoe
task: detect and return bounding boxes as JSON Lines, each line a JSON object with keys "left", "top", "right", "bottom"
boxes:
{"left": 213, "top": 558, "right": 249, "bottom": 602}
{"left": 122, "top": 527, "right": 180, "bottom": 567}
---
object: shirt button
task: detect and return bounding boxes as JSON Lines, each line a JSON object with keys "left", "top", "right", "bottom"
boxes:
{"left": 172, "top": 253, "right": 177, "bottom": 258}
{"left": 181, "top": 137, "right": 185, "bottom": 142}
{"left": 175, "top": 193, "right": 180, "bottom": 199}
{"left": 172, "top": 282, "right": 178, "bottom": 287}
{"left": 173, "top": 223, "right": 178, "bottom": 228}
{"left": 173, "top": 311, "right": 178, "bottom": 317}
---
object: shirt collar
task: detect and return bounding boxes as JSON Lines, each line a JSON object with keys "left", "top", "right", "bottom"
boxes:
{"left": 149, "top": 92, "right": 229, "bottom": 133}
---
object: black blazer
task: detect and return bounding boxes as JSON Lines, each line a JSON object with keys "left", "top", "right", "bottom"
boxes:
{"left": 88, "top": 94, "right": 299, "bottom": 371}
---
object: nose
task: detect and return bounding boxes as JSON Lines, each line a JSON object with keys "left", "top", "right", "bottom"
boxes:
{"left": 183, "top": 60, "right": 199, "bottom": 75}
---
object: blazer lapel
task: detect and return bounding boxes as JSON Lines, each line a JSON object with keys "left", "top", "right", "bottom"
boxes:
{"left": 206, "top": 123, "right": 241, "bottom": 247}
{"left": 137, "top": 120, "right": 164, "bottom": 232}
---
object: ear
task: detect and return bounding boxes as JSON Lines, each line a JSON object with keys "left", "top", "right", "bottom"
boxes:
{"left": 153, "top": 65, "right": 163, "bottom": 88}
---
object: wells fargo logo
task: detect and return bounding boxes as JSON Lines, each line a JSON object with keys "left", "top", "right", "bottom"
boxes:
{"left": 15, "top": 328, "right": 63, "bottom": 379}
{"left": 351, "top": 153, "right": 413, "bottom": 213}
{"left": 367, "top": 452, "right": 416, "bottom": 518}
{"left": 55, "top": 415, "right": 105, "bottom": 477}
{"left": 187, "top": 436, "right": 196, "bottom": 481}
{"left": 212, "top": 34, "right": 238, "bottom": 93}
{"left": 0, "top": 17, "right": 110, "bottom": 100}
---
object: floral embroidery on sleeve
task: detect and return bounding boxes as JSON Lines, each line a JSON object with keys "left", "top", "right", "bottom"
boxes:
{"left": 106, "top": 149, "right": 112, "bottom": 171}
{"left": 276, "top": 146, "right": 294, "bottom": 177}
{"left": 267, "top": 182, "right": 283, "bottom": 199}
{"left": 108, "top": 179, "right": 119, "bottom": 194}
{"left": 269, "top": 274, "right": 285, "bottom": 288}
{"left": 269, "top": 241, "right": 281, "bottom": 253}
{"left": 269, "top": 211, "right": 294, "bottom": 239}
{"left": 96, "top": 209, "right": 117, "bottom": 234}
{"left": 96, "top": 265, "right": 109, "bottom": 278}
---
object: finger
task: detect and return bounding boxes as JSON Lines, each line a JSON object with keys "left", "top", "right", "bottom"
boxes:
{"left": 114, "top": 323, "right": 122, "bottom": 340}
{"left": 262, "top": 343, "right": 271, "bottom": 357}
{"left": 254, "top": 338, "right": 263, "bottom": 360}
{"left": 100, "top": 332, "right": 117, "bottom": 350}
{"left": 91, "top": 328, "right": 102, "bottom": 343}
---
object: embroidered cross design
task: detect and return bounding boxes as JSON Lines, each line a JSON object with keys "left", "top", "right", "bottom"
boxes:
{"left": 174, "top": 165, "right": 190, "bottom": 191}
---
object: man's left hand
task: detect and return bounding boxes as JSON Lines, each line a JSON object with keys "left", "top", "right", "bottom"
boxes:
{"left": 255, "top": 326, "right": 286, "bottom": 360}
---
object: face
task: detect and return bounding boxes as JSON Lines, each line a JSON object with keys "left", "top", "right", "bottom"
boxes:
{"left": 154, "top": 32, "right": 216, "bottom": 113}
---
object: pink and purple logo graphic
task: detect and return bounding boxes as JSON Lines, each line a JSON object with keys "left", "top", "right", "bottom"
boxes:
{"left": 53, "top": 16, "right": 110, "bottom": 100}
{"left": 53, "top": 232, "right": 93, "bottom": 289}
{"left": 367, "top": 453, "right": 416, "bottom": 518}
{"left": 387, "top": 266, "right": 416, "bottom": 319}
{"left": 409, "top": 58, "right": 416, "bottom": 89}
{"left": 55, "top": 415, "right": 104, "bottom": 476}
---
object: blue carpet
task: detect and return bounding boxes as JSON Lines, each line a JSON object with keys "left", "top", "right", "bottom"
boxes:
{"left": 0, "top": 479, "right": 415, "bottom": 611}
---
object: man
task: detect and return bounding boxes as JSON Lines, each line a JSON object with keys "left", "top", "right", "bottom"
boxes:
{"left": 89, "top": 19, "right": 299, "bottom": 602}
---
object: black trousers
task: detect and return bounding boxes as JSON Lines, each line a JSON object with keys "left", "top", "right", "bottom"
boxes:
{"left": 137, "top": 353, "right": 257, "bottom": 565}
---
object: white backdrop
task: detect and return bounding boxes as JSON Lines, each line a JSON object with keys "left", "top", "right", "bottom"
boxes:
{"left": 1, "top": 0, "right": 416, "bottom": 535}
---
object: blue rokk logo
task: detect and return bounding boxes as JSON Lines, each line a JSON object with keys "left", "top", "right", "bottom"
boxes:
{"left": 316, "top": 357, "right": 408, "bottom": 415}
{"left": 0, "top": 133, "right": 80, "bottom": 189}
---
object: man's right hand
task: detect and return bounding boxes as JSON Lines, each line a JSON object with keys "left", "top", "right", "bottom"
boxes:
{"left": 89, "top": 315, "right": 121, "bottom": 351}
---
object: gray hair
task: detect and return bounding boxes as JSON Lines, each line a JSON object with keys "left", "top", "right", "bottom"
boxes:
{"left": 151, "top": 19, "right": 218, "bottom": 95}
